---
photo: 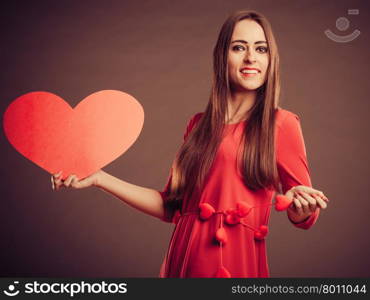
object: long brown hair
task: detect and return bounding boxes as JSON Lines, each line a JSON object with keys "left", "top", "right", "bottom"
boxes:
{"left": 165, "top": 10, "right": 281, "bottom": 210}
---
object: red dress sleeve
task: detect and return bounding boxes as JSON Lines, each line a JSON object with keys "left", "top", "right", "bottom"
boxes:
{"left": 276, "top": 112, "right": 320, "bottom": 230}
{"left": 158, "top": 113, "right": 203, "bottom": 223}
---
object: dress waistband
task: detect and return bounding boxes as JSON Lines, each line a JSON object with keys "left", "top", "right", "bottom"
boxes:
{"left": 174, "top": 206, "right": 269, "bottom": 241}
{"left": 174, "top": 202, "right": 272, "bottom": 230}
{"left": 180, "top": 210, "right": 225, "bottom": 217}
{"left": 178, "top": 203, "right": 272, "bottom": 219}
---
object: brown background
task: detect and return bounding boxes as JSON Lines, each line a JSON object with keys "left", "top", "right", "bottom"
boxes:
{"left": 1, "top": 0, "right": 369, "bottom": 277}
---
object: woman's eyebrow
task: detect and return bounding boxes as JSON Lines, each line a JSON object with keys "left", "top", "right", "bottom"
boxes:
{"left": 231, "top": 40, "right": 267, "bottom": 45}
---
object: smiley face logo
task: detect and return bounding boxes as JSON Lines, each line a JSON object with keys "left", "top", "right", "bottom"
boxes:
{"left": 3, "top": 281, "right": 20, "bottom": 297}
{"left": 325, "top": 9, "right": 360, "bottom": 43}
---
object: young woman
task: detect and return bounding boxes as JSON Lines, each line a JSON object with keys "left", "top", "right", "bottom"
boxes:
{"left": 51, "top": 10, "right": 329, "bottom": 278}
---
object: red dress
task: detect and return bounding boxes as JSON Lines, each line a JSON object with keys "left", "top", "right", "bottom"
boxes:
{"left": 157, "top": 108, "right": 320, "bottom": 278}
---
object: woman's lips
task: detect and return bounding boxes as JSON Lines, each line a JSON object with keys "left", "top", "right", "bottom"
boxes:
{"left": 240, "top": 71, "right": 259, "bottom": 78}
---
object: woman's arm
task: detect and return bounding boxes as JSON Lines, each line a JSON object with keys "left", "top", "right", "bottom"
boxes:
{"left": 95, "top": 170, "right": 165, "bottom": 220}
{"left": 276, "top": 111, "right": 327, "bottom": 229}
{"left": 96, "top": 113, "right": 204, "bottom": 222}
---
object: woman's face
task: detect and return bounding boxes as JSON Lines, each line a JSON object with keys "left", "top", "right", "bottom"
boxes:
{"left": 227, "top": 19, "right": 269, "bottom": 92}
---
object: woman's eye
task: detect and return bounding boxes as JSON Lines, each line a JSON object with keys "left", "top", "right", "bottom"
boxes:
{"left": 232, "top": 45, "right": 268, "bottom": 53}
{"left": 257, "top": 46, "right": 268, "bottom": 53}
{"left": 232, "top": 45, "right": 244, "bottom": 51}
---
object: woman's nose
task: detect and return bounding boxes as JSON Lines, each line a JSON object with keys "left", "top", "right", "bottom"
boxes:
{"left": 244, "top": 49, "right": 256, "bottom": 63}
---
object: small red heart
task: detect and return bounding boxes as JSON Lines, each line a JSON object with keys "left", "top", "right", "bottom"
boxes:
{"left": 215, "top": 227, "right": 227, "bottom": 244}
{"left": 226, "top": 208, "right": 234, "bottom": 214}
{"left": 254, "top": 231, "right": 263, "bottom": 240}
{"left": 254, "top": 230, "right": 266, "bottom": 240}
{"left": 225, "top": 211, "right": 240, "bottom": 225}
{"left": 259, "top": 225, "right": 268, "bottom": 234}
{"left": 236, "top": 201, "right": 252, "bottom": 217}
{"left": 3, "top": 90, "right": 144, "bottom": 180}
{"left": 199, "top": 203, "right": 215, "bottom": 220}
{"left": 275, "top": 194, "right": 293, "bottom": 211}
{"left": 215, "top": 266, "right": 231, "bottom": 278}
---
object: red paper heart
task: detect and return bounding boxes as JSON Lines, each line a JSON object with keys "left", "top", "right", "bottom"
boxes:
{"left": 3, "top": 90, "right": 144, "bottom": 180}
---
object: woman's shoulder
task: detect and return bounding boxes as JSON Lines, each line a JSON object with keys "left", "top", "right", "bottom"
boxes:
{"left": 183, "top": 112, "right": 204, "bottom": 140}
{"left": 188, "top": 112, "right": 204, "bottom": 127}
{"left": 275, "top": 107, "right": 300, "bottom": 129}
{"left": 192, "top": 112, "right": 204, "bottom": 122}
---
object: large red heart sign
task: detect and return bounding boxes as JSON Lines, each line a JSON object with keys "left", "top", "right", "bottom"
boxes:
{"left": 3, "top": 90, "right": 144, "bottom": 180}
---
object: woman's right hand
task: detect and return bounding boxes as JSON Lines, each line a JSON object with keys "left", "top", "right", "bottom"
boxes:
{"left": 51, "top": 169, "right": 103, "bottom": 191}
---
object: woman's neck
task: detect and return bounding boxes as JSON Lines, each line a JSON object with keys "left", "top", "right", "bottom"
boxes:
{"left": 226, "top": 90, "right": 257, "bottom": 123}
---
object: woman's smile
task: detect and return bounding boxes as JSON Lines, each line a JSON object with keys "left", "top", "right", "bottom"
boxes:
{"left": 240, "top": 70, "right": 260, "bottom": 78}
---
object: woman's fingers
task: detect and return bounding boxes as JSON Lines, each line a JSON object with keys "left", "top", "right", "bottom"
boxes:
{"left": 69, "top": 175, "right": 92, "bottom": 189}
{"left": 298, "top": 194, "right": 315, "bottom": 213}
{"left": 53, "top": 170, "right": 62, "bottom": 177}
{"left": 51, "top": 171, "right": 63, "bottom": 191}
{"left": 63, "top": 174, "right": 77, "bottom": 187}
{"left": 294, "top": 194, "right": 313, "bottom": 214}
{"left": 296, "top": 191, "right": 327, "bottom": 211}
{"left": 51, "top": 171, "right": 77, "bottom": 191}
{"left": 292, "top": 197, "right": 304, "bottom": 215}
{"left": 51, "top": 171, "right": 96, "bottom": 191}
{"left": 310, "top": 193, "right": 327, "bottom": 209}
{"left": 294, "top": 185, "right": 322, "bottom": 196}
{"left": 50, "top": 176, "right": 55, "bottom": 190}
{"left": 294, "top": 185, "right": 329, "bottom": 202}
{"left": 68, "top": 175, "right": 86, "bottom": 189}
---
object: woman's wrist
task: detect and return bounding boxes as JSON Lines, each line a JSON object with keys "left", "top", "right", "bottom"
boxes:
{"left": 93, "top": 169, "right": 106, "bottom": 188}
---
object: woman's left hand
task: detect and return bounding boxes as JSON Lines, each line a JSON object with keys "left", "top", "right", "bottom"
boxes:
{"left": 285, "top": 185, "right": 329, "bottom": 221}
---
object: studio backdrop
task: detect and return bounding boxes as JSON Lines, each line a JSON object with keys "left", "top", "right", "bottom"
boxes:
{"left": 0, "top": 0, "right": 369, "bottom": 277}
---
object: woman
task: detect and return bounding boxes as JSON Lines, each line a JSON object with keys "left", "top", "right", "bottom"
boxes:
{"left": 51, "top": 10, "right": 329, "bottom": 278}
